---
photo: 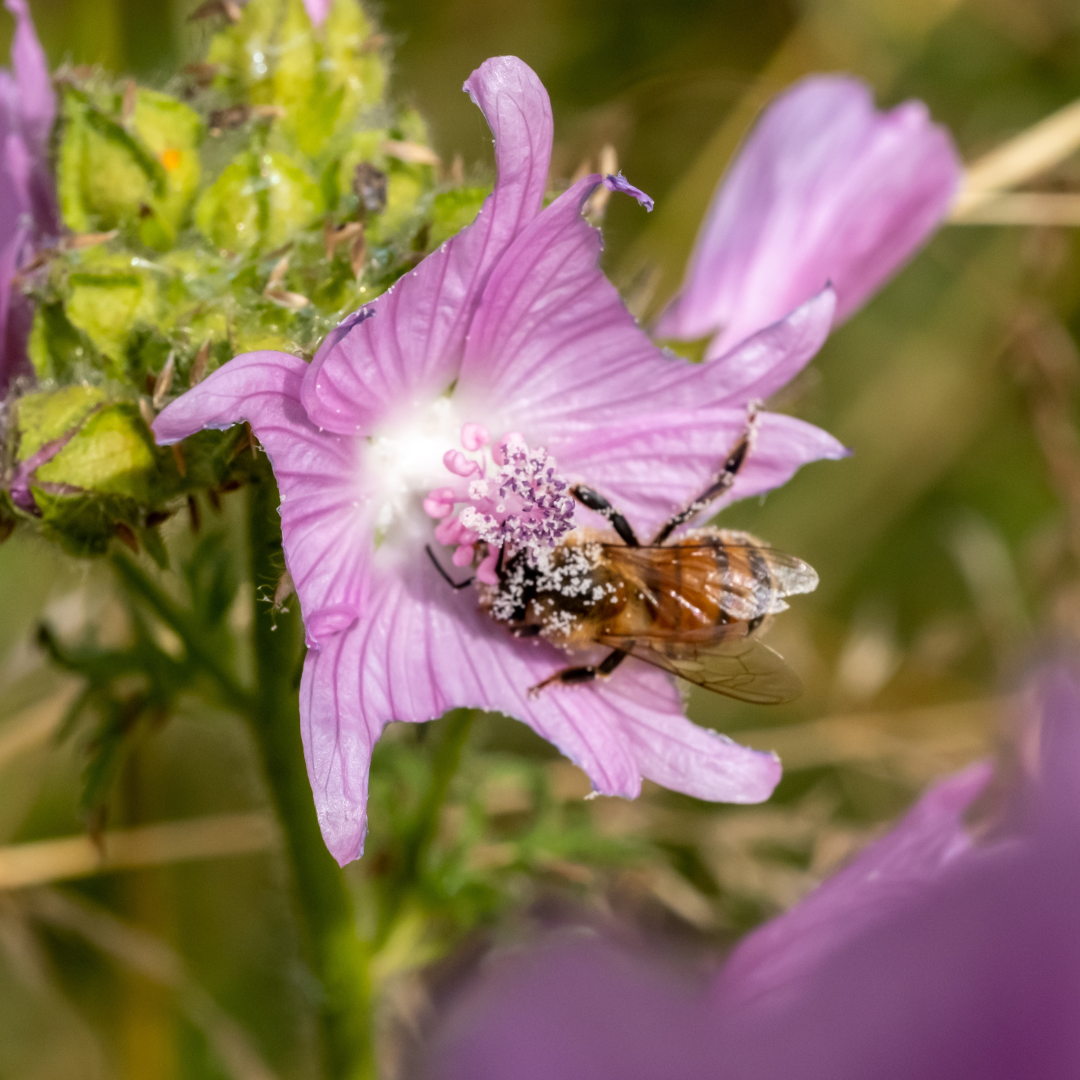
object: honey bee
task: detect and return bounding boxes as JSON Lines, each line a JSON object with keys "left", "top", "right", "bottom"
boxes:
{"left": 428, "top": 411, "right": 818, "bottom": 703}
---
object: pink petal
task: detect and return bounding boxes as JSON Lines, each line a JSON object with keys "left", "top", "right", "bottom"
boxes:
{"left": 602, "top": 171, "right": 653, "bottom": 211}
{"left": 457, "top": 181, "right": 834, "bottom": 446}
{"left": 300, "top": 56, "right": 553, "bottom": 435}
{"left": 621, "top": 698, "right": 781, "bottom": 803}
{"left": 549, "top": 405, "right": 847, "bottom": 542}
{"left": 300, "top": 559, "right": 778, "bottom": 864}
{"left": 152, "top": 352, "right": 374, "bottom": 640}
{"left": 655, "top": 75, "right": 961, "bottom": 357}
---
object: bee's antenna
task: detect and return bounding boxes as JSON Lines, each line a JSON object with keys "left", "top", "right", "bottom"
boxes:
{"left": 425, "top": 545, "right": 474, "bottom": 590}
{"left": 495, "top": 543, "right": 507, "bottom": 576}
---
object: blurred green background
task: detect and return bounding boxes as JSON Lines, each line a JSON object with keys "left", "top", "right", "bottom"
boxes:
{"left": 4, "top": 0, "right": 1080, "bottom": 1077}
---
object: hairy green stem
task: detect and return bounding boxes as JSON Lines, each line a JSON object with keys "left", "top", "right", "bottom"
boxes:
{"left": 246, "top": 469, "right": 373, "bottom": 1080}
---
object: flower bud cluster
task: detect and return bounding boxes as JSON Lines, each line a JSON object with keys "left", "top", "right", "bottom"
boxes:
{"left": 3, "top": 0, "right": 493, "bottom": 557}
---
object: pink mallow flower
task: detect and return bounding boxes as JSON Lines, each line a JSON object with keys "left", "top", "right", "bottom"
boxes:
{"left": 656, "top": 74, "right": 961, "bottom": 359}
{"left": 154, "top": 56, "right": 955, "bottom": 865}
{"left": 1, "top": 0, "right": 58, "bottom": 391}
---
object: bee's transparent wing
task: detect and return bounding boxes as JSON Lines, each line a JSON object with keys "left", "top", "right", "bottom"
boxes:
{"left": 605, "top": 544, "right": 818, "bottom": 622}
{"left": 600, "top": 634, "right": 803, "bottom": 705}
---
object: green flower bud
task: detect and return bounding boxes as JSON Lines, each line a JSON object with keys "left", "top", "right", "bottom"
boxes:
{"left": 57, "top": 85, "right": 202, "bottom": 250}
{"left": 61, "top": 251, "right": 162, "bottom": 380}
{"left": 205, "top": 0, "right": 282, "bottom": 104}
{"left": 321, "top": 0, "right": 386, "bottom": 129}
{"left": 195, "top": 150, "right": 325, "bottom": 253}
{"left": 27, "top": 302, "right": 96, "bottom": 382}
{"left": 7, "top": 391, "right": 165, "bottom": 556}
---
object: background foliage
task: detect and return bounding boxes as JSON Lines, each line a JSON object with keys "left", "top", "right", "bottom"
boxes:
{"left": 3, "top": 0, "right": 1080, "bottom": 1077}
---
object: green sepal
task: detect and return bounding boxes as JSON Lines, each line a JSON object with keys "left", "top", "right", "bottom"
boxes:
{"left": 62, "top": 253, "right": 162, "bottom": 375}
{"left": 35, "top": 402, "right": 159, "bottom": 503}
{"left": 140, "top": 525, "right": 170, "bottom": 570}
{"left": 13, "top": 385, "right": 108, "bottom": 463}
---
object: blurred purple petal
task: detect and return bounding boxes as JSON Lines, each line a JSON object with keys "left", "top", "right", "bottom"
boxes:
{"left": 4, "top": 0, "right": 54, "bottom": 153}
{"left": 656, "top": 75, "right": 961, "bottom": 357}
{"left": 428, "top": 937, "right": 710, "bottom": 1080}
{"left": 713, "top": 760, "right": 991, "bottom": 1012}
{"left": 426, "top": 665, "right": 1080, "bottom": 1080}
{"left": 0, "top": 221, "right": 26, "bottom": 391}
{"left": 1, "top": 0, "right": 57, "bottom": 392}
{"left": 301, "top": 55, "right": 553, "bottom": 435}
{"left": 301, "top": 0, "right": 331, "bottom": 26}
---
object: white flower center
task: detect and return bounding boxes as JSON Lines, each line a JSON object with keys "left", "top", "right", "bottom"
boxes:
{"left": 368, "top": 396, "right": 467, "bottom": 552}
{"left": 365, "top": 398, "right": 575, "bottom": 577}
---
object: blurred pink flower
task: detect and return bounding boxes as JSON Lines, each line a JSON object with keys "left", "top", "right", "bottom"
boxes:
{"left": 656, "top": 75, "right": 961, "bottom": 359}
{"left": 426, "top": 664, "right": 1080, "bottom": 1080}
{"left": 155, "top": 55, "right": 854, "bottom": 865}
{"left": 301, "top": 0, "right": 330, "bottom": 27}
{"left": 1, "top": 0, "right": 57, "bottom": 391}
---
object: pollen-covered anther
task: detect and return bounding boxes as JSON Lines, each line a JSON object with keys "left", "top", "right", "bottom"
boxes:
{"left": 423, "top": 425, "right": 576, "bottom": 576}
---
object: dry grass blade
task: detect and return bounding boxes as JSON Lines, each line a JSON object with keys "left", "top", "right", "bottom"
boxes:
{"left": 953, "top": 98, "right": 1080, "bottom": 217}
{"left": 190, "top": 338, "right": 212, "bottom": 386}
{"left": 152, "top": 352, "right": 175, "bottom": 409}
{"left": 951, "top": 192, "right": 1080, "bottom": 226}
{"left": 0, "top": 686, "right": 80, "bottom": 770}
{"left": 0, "top": 813, "right": 278, "bottom": 890}
{"left": 380, "top": 139, "right": 441, "bottom": 167}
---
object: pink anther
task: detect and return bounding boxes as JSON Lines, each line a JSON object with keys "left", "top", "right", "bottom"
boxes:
{"left": 422, "top": 487, "right": 457, "bottom": 519}
{"left": 452, "top": 544, "right": 476, "bottom": 568}
{"left": 460, "top": 422, "right": 490, "bottom": 452}
{"left": 443, "top": 449, "right": 481, "bottom": 478}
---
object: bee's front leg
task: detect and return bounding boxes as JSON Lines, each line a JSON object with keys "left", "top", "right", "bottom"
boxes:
{"left": 527, "top": 649, "right": 628, "bottom": 698}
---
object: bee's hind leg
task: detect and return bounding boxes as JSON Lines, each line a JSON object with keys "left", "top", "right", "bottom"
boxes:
{"left": 527, "top": 649, "right": 628, "bottom": 698}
